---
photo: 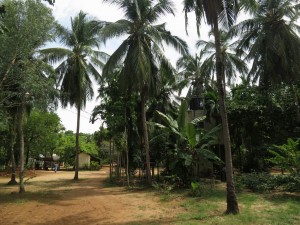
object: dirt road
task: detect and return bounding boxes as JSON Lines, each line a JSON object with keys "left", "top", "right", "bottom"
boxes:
{"left": 0, "top": 167, "right": 182, "bottom": 225}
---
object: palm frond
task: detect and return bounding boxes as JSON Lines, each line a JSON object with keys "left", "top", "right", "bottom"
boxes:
{"left": 101, "top": 20, "right": 131, "bottom": 42}
{"left": 39, "top": 48, "right": 73, "bottom": 65}
{"left": 102, "top": 40, "right": 129, "bottom": 78}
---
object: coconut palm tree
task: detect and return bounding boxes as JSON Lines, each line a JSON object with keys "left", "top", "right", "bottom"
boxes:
{"left": 41, "top": 11, "right": 108, "bottom": 180}
{"left": 197, "top": 30, "right": 248, "bottom": 86}
{"left": 233, "top": 0, "right": 300, "bottom": 86}
{"left": 176, "top": 53, "right": 207, "bottom": 98}
{"left": 102, "top": 0, "right": 188, "bottom": 185}
{"left": 183, "top": 0, "right": 240, "bottom": 214}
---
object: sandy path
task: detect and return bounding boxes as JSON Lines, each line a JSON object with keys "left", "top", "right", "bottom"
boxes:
{"left": 0, "top": 167, "right": 182, "bottom": 225}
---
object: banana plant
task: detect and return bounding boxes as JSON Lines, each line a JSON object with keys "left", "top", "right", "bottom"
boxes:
{"left": 150, "top": 100, "right": 222, "bottom": 180}
{"left": 268, "top": 138, "right": 300, "bottom": 175}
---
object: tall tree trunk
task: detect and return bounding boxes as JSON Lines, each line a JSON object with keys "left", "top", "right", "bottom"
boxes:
{"left": 212, "top": 16, "right": 239, "bottom": 214}
{"left": 109, "top": 138, "right": 112, "bottom": 181}
{"left": 141, "top": 86, "right": 151, "bottom": 185}
{"left": 126, "top": 140, "right": 130, "bottom": 187}
{"left": 7, "top": 123, "right": 17, "bottom": 185}
{"left": 117, "top": 152, "right": 120, "bottom": 178}
{"left": 124, "top": 115, "right": 130, "bottom": 187}
{"left": 25, "top": 142, "right": 30, "bottom": 166}
{"left": 74, "top": 107, "right": 80, "bottom": 180}
{"left": 112, "top": 141, "right": 115, "bottom": 176}
{"left": 18, "top": 105, "right": 25, "bottom": 193}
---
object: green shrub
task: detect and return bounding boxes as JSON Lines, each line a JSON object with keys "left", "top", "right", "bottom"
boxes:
{"left": 235, "top": 173, "right": 300, "bottom": 193}
{"left": 234, "top": 175, "right": 246, "bottom": 192}
{"left": 0, "top": 164, "right": 6, "bottom": 171}
{"left": 152, "top": 180, "right": 175, "bottom": 200}
{"left": 190, "top": 181, "right": 203, "bottom": 197}
{"left": 100, "top": 158, "right": 110, "bottom": 165}
{"left": 64, "top": 162, "right": 71, "bottom": 169}
{"left": 82, "top": 163, "right": 90, "bottom": 170}
{"left": 268, "top": 138, "right": 300, "bottom": 175}
{"left": 153, "top": 181, "right": 174, "bottom": 194}
{"left": 274, "top": 175, "right": 300, "bottom": 192}
{"left": 90, "top": 161, "right": 101, "bottom": 170}
{"left": 238, "top": 173, "right": 277, "bottom": 192}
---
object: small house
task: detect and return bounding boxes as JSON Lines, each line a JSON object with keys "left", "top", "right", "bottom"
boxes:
{"left": 78, "top": 152, "right": 90, "bottom": 168}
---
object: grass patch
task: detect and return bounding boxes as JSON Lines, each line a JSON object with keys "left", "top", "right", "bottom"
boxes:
{"left": 156, "top": 186, "right": 300, "bottom": 225}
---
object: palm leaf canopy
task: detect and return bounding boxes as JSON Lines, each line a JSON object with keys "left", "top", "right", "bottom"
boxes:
{"left": 40, "top": 11, "right": 109, "bottom": 109}
{"left": 231, "top": 0, "right": 300, "bottom": 86}
{"left": 196, "top": 30, "right": 248, "bottom": 86}
{"left": 183, "top": 0, "right": 239, "bottom": 35}
{"left": 102, "top": 0, "right": 189, "bottom": 94}
{"left": 176, "top": 53, "right": 208, "bottom": 97}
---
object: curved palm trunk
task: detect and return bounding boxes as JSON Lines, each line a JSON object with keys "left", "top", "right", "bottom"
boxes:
{"left": 7, "top": 123, "right": 17, "bottom": 185}
{"left": 74, "top": 107, "right": 80, "bottom": 180}
{"left": 141, "top": 87, "right": 151, "bottom": 185}
{"left": 18, "top": 105, "right": 25, "bottom": 193}
{"left": 213, "top": 16, "right": 239, "bottom": 214}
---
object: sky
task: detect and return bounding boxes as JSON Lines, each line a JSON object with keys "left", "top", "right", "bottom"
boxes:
{"left": 50, "top": 0, "right": 205, "bottom": 134}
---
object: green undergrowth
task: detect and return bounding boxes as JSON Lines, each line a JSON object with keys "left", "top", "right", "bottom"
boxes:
{"left": 153, "top": 183, "right": 300, "bottom": 225}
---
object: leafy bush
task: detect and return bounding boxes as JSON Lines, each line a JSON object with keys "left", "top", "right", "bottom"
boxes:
{"left": 90, "top": 161, "right": 101, "bottom": 170}
{"left": 153, "top": 181, "right": 175, "bottom": 201}
{"left": 0, "top": 164, "right": 6, "bottom": 171}
{"left": 190, "top": 181, "right": 203, "bottom": 197}
{"left": 82, "top": 163, "right": 90, "bottom": 170}
{"left": 274, "top": 175, "right": 300, "bottom": 192}
{"left": 100, "top": 158, "right": 110, "bottom": 165}
{"left": 64, "top": 162, "right": 71, "bottom": 169}
{"left": 235, "top": 173, "right": 277, "bottom": 192}
{"left": 153, "top": 181, "right": 174, "bottom": 194}
{"left": 233, "top": 175, "right": 245, "bottom": 192}
{"left": 284, "top": 176, "right": 300, "bottom": 192}
{"left": 268, "top": 138, "right": 300, "bottom": 175}
{"left": 235, "top": 173, "right": 300, "bottom": 193}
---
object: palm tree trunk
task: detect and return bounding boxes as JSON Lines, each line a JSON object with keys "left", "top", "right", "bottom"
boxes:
{"left": 112, "top": 141, "right": 115, "bottom": 176}
{"left": 126, "top": 142, "right": 130, "bottom": 187}
{"left": 25, "top": 142, "right": 30, "bottom": 166}
{"left": 8, "top": 123, "right": 17, "bottom": 185}
{"left": 74, "top": 107, "right": 80, "bottom": 180}
{"left": 212, "top": 16, "right": 239, "bottom": 214}
{"left": 109, "top": 138, "right": 112, "bottom": 181}
{"left": 18, "top": 104, "right": 25, "bottom": 193}
{"left": 124, "top": 102, "right": 130, "bottom": 187}
{"left": 141, "top": 87, "right": 151, "bottom": 185}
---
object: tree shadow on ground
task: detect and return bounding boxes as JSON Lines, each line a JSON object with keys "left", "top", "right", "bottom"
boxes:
{"left": 28, "top": 209, "right": 209, "bottom": 225}
{"left": 0, "top": 170, "right": 151, "bottom": 205}
{"left": 263, "top": 192, "right": 300, "bottom": 204}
